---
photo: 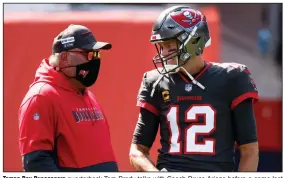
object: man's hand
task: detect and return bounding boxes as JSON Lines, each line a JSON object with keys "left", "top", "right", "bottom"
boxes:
{"left": 129, "top": 144, "right": 159, "bottom": 172}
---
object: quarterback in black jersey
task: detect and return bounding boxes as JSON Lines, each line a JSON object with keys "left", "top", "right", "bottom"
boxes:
{"left": 130, "top": 5, "right": 259, "bottom": 172}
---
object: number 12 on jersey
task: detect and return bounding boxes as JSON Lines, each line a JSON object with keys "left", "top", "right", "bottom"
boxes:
{"left": 167, "top": 104, "right": 216, "bottom": 155}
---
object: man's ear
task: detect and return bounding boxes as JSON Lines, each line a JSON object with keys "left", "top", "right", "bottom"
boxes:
{"left": 59, "top": 52, "right": 71, "bottom": 67}
{"left": 54, "top": 52, "right": 69, "bottom": 71}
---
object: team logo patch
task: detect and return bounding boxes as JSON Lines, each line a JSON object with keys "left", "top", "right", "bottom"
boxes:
{"left": 79, "top": 70, "right": 89, "bottom": 78}
{"left": 33, "top": 113, "right": 40, "bottom": 120}
{"left": 170, "top": 9, "right": 205, "bottom": 29}
{"left": 185, "top": 84, "right": 192, "bottom": 92}
{"left": 182, "top": 11, "right": 200, "bottom": 25}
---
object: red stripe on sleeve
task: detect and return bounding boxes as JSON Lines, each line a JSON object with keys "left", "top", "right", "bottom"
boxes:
{"left": 137, "top": 100, "right": 159, "bottom": 116}
{"left": 231, "top": 92, "right": 259, "bottom": 110}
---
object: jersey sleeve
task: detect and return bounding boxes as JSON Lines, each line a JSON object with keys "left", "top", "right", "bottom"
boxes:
{"left": 228, "top": 65, "right": 259, "bottom": 109}
{"left": 136, "top": 72, "right": 161, "bottom": 116}
{"left": 232, "top": 99, "right": 258, "bottom": 146}
{"left": 132, "top": 108, "right": 160, "bottom": 148}
{"left": 19, "top": 95, "right": 57, "bottom": 155}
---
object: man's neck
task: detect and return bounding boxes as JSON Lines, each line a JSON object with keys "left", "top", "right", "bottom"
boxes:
{"left": 180, "top": 56, "right": 205, "bottom": 76}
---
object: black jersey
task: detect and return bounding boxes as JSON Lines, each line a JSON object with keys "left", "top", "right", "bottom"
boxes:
{"left": 134, "top": 62, "right": 259, "bottom": 172}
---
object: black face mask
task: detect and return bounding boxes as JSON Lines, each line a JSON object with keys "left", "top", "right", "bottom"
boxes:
{"left": 59, "top": 59, "right": 101, "bottom": 87}
{"left": 74, "top": 59, "right": 101, "bottom": 87}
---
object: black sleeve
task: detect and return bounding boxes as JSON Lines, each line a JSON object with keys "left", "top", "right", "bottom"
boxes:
{"left": 132, "top": 108, "right": 160, "bottom": 148}
{"left": 232, "top": 98, "right": 258, "bottom": 146}
{"left": 228, "top": 65, "right": 259, "bottom": 110}
{"left": 23, "top": 150, "right": 60, "bottom": 172}
{"left": 136, "top": 72, "right": 161, "bottom": 116}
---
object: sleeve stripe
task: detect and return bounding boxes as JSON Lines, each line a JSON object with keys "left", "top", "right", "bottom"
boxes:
{"left": 136, "top": 100, "right": 159, "bottom": 116}
{"left": 231, "top": 92, "right": 259, "bottom": 110}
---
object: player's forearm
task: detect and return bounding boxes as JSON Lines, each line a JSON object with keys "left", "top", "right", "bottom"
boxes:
{"left": 238, "top": 153, "right": 259, "bottom": 171}
{"left": 237, "top": 142, "right": 259, "bottom": 172}
{"left": 129, "top": 153, "right": 159, "bottom": 172}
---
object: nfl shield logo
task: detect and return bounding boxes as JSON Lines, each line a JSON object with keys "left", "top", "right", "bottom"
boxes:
{"left": 185, "top": 84, "right": 192, "bottom": 92}
{"left": 33, "top": 113, "right": 40, "bottom": 120}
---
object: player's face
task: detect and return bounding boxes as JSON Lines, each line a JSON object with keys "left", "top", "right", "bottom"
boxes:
{"left": 158, "top": 39, "right": 179, "bottom": 65}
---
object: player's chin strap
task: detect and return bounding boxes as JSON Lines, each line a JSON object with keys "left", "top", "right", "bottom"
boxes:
{"left": 150, "top": 66, "right": 205, "bottom": 97}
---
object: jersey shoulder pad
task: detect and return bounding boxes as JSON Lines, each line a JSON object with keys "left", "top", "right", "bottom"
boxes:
{"left": 211, "top": 62, "right": 248, "bottom": 74}
{"left": 216, "top": 63, "right": 256, "bottom": 91}
{"left": 142, "top": 68, "right": 162, "bottom": 86}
